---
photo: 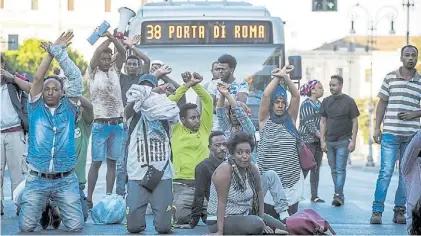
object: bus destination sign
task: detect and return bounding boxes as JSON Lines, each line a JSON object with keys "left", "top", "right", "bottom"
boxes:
{"left": 141, "top": 20, "right": 273, "bottom": 45}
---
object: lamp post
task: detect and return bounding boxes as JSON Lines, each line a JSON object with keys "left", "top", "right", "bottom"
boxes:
{"left": 403, "top": 0, "right": 415, "bottom": 45}
{"left": 349, "top": 4, "right": 398, "bottom": 167}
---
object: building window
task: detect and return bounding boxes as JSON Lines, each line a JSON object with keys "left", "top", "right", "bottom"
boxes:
{"left": 8, "top": 35, "right": 19, "bottom": 51}
{"left": 68, "top": 0, "right": 74, "bottom": 11}
{"left": 31, "top": 0, "right": 38, "bottom": 10}
{"left": 105, "top": 0, "right": 111, "bottom": 12}
{"left": 0, "top": 0, "right": 4, "bottom": 9}
{"left": 336, "top": 68, "right": 343, "bottom": 77}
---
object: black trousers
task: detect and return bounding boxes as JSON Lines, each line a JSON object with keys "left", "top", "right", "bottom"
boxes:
{"left": 303, "top": 141, "right": 323, "bottom": 199}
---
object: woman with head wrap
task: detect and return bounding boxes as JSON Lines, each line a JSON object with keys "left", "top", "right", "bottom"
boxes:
{"left": 298, "top": 80, "right": 325, "bottom": 203}
{"left": 256, "top": 65, "right": 303, "bottom": 215}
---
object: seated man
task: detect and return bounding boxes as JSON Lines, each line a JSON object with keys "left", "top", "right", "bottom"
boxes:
{"left": 176, "top": 131, "right": 227, "bottom": 229}
{"left": 167, "top": 72, "right": 213, "bottom": 225}
{"left": 18, "top": 31, "right": 86, "bottom": 232}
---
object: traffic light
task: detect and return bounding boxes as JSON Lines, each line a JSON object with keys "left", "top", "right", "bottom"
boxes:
{"left": 312, "top": 0, "right": 337, "bottom": 12}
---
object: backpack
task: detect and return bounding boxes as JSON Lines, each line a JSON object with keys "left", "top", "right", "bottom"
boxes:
{"left": 126, "top": 111, "right": 172, "bottom": 161}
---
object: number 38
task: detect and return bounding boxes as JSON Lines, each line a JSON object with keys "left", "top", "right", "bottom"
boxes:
{"left": 146, "top": 25, "right": 162, "bottom": 40}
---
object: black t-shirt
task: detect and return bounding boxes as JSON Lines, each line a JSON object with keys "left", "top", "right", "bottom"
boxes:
{"left": 320, "top": 94, "right": 360, "bottom": 142}
{"left": 120, "top": 74, "right": 142, "bottom": 107}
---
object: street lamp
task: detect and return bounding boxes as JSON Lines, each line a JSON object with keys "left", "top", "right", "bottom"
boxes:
{"left": 349, "top": 3, "right": 398, "bottom": 167}
{"left": 402, "top": 0, "right": 415, "bottom": 45}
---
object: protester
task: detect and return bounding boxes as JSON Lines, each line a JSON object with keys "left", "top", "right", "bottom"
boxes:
{"left": 0, "top": 55, "right": 29, "bottom": 216}
{"left": 257, "top": 66, "right": 302, "bottom": 215}
{"left": 18, "top": 31, "right": 85, "bottom": 232}
{"left": 123, "top": 35, "right": 150, "bottom": 75}
{"left": 401, "top": 130, "right": 421, "bottom": 233}
{"left": 116, "top": 35, "right": 149, "bottom": 198}
{"left": 216, "top": 82, "right": 289, "bottom": 220}
{"left": 320, "top": 75, "right": 359, "bottom": 207}
{"left": 124, "top": 74, "right": 179, "bottom": 234}
{"left": 207, "top": 131, "right": 287, "bottom": 235}
{"left": 298, "top": 80, "right": 325, "bottom": 203}
{"left": 169, "top": 72, "right": 213, "bottom": 225}
{"left": 187, "top": 131, "right": 227, "bottom": 229}
{"left": 206, "top": 55, "right": 249, "bottom": 131}
{"left": 86, "top": 30, "right": 126, "bottom": 209}
{"left": 370, "top": 45, "right": 421, "bottom": 224}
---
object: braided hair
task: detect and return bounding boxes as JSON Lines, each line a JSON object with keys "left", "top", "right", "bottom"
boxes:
{"left": 227, "top": 131, "right": 259, "bottom": 215}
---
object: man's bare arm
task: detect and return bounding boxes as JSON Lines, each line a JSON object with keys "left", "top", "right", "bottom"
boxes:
{"left": 90, "top": 37, "right": 112, "bottom": 69}
{"left": 31, "top": 52, "right": 53, "bottom": 98}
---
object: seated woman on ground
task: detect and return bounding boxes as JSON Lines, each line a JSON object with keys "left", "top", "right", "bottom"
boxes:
{"left": 206, "top": 131, "right": 287, "bottom": 235}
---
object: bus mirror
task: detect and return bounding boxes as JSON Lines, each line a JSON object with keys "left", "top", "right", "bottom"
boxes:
{"left": 288, "top": 56, "right": 302, "bottom": 81}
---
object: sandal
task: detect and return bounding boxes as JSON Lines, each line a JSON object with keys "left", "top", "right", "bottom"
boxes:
{"left": 311, "top": 197, "right": 325, "bottom": 203}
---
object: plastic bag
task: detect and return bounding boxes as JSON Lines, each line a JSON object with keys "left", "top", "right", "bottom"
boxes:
{"left": 91, "top": 194, "right": 126, "bottom": 224}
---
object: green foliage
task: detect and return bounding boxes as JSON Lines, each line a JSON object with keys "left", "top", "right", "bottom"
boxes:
{"left": 3, "top": 38, "right": 87, "bottom": 77}
{"left": 355, "top": 98, "right": 379, "bottom": 144}
{"left": 82, "top": 78, "right": 90, "bottom": 99}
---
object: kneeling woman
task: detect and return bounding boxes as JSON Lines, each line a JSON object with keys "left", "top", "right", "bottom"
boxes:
{"left": 206, "top": 132, "right": 286, "bottom": 235}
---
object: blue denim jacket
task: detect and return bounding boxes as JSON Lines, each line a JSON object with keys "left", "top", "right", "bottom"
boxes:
{"left": 26, "top": 44, "right": 82, "bottom": 172}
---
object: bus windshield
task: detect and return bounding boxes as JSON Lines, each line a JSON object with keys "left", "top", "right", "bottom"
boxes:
{"left": 140, "top": 45, "right": 283, "bottom": 103}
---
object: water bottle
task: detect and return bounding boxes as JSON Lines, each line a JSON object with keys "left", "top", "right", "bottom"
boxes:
{"left": 87, "top": 21, "right": 111, "bottom": 45}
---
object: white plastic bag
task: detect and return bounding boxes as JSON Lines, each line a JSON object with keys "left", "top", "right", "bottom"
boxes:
{"left": 91, "top": 194, "right": 126, "bottom": 224}
{"left": 13, "top": 179, "right": 26, "bottom": 206}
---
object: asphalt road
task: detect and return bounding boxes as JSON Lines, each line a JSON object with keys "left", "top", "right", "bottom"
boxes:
{"left": 0, "top": 161, "right": 408, "bottom": 235}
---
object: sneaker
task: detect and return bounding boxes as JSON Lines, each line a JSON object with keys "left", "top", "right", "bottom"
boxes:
{"left": 311, "top": 197, "right": 325, "bottom": 203}
{"left": 40, "top": 208, "right": 52, "bottom": 229}
{"left": 331, "top": 194, "right": 343, "bottom": 207}
{"left": 370, "top": 212, "right": 382, "bottom": 224}
{"left": 50, "top": 205, "right": 61, "bottom": 229}
{"left": 393, "top": 207, "right": 406, "bottom": 224}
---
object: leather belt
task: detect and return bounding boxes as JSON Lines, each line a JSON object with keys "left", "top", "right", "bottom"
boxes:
{"left": 1, "top": 126, "right": 22, "bottom": 133}
{"left": 30, "top": 169, "right": 74, "bottom": 180}
{"left": 94, "top": 118, "right": 123, "bottom": 126}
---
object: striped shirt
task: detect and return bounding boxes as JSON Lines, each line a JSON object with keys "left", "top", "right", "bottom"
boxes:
{"left": 257, "top": 120, "right": 301, "bottom": 189}
{"left": 298, "top": 98, "right": 321, "bottom": 144}
{"left": 378, "top": 68, "right": 421, "bottom": 136}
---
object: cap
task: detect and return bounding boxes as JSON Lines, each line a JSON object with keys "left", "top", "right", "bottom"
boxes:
{"left": 138, "top": 74, "right": 158, "bottom": 87}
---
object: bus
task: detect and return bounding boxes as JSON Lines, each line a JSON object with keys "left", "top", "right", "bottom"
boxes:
{"left": 127, "top": 0, "right": 301, "bottom": 129}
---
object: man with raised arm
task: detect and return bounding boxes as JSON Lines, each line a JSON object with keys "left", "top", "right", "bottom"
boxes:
{"left": 86, "top": 30, "right": 126, "bottom": 209}
{"left": 18, "top": 31, "right": 88, "bottom": 232}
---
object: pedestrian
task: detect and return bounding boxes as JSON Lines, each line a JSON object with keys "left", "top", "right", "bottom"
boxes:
{"left": 206, "top": 131, "right": 287, "bottom": 235}
{"left": 18, "top": 31, "right": 86, "bottom": 232}
{"left": 0, "top": 55, "right": 29, "bottom": 216}
{"left": 298, "top": 80, "right": 325, "bottom": 203}
{"left": 124, "top": 74, "right": 179, "bottom": 234}
{"left": 86, "top": 30, "right": 126, "bottom": 210}
{"left": 257, "top": 65, "right": 303, "bottom": 215}
{"left": 370, "top": 45, "right": 421, "bottom": 224}
{"left": 320, "top": 75, "right": 360, "bottom": 207}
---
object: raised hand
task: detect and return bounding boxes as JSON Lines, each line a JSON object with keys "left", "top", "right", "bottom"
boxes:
{"left": 281, "top": 64, "right": 294, "bottom": 74}
{"left": 101, "top": 31, "right": 112, "bottom": 38}
{"left": 124, "top": 35, "right": 141, "bottom": 47}
{"left": 54, "top": 31, "right": 74, "bottom": 47}
{"left": 40, "top": 41, "right": 52, "bottom": 52}
{"left": 217, "top": 82, "right": 229, "bottom": 95}
{"left": 0, "top": 69, "right": 14, "bottom": 84}
{"left": 189, "top": 72, "right": 203, "bottom": 86}
{"left": 181, "top": 72, "right": 192, "bottom": 83}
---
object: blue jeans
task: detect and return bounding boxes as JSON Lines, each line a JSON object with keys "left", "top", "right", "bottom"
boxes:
{"left": 116, "top": 124, "right": 129, "bottom": 196}
{"left": 91, "top": 122, "right": 124, "bottom": 162}
{"left": 326, "top": 139, "right": 350, "bottom": 198}
{"left": 18, "top": 172, "right": 83, "bottom": 232}
{"left": 372, "top": 133, "right": 412, "bottom": 213}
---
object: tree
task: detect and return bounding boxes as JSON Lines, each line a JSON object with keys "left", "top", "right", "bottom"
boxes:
{"left": 3, "top": 38, "right": 88, "bottom": 78}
